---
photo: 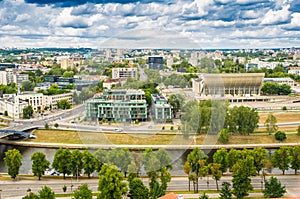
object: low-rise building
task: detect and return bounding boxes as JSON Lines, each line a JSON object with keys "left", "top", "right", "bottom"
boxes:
{"left": 112, "top": 67, "right": 137, "bottom": 79}
{"left": 0, "top": 95, "right": 28, "bottom": 119}
{"left": 264, "top": 77, "right": 295, "bottom": 86}
{"left": 85, "top": 89, "right": 147, "bottom": 122}
{"left": 151, "top": 94, "right": 172, "bottom": 122}
{"left": 43, "top": 92, "right": 73, "bottom": 110}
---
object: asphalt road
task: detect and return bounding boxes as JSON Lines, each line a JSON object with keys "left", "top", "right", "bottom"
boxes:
{"left": 0, "top": 175, "right": 299, "bottom": 198}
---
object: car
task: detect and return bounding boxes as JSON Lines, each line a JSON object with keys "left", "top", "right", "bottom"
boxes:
{"left": 28, "top": 134, "right": 37, "bottom": 139}
{"left": 45, "top": 169, "right": 60, "bottom": 176}
{"left": 114, "top": 128, "right": 123, "bottom": 132}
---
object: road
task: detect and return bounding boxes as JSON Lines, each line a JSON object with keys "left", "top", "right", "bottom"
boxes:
{"left": 0, "top": 175, "right": 299, "bottom": 198}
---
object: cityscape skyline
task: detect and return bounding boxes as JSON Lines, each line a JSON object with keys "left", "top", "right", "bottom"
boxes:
{"left": 0, "top": 0, "right": 300, "bottom": 49}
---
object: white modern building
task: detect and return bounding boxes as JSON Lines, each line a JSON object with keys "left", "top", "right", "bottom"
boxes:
{"left": 112, "top": 68, "right": 137, "bottom": 79}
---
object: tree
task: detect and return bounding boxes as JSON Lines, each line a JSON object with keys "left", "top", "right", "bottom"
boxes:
{"left": 199, "top": 192, "right": 209, "bottom": 199}
{"left": 219, "top": 182, "right": 232, "bottom": 199}
{"left": 209, "top": 163, "right": 222, "bottom": 190}
{"left": 232, "top": 156, "right": 257, "bottom": 199}
{"left": 4, "top": 110, "right": 8, "bottom": 116}
{"left": 52, "top": 148, "right": 72, "bottom": 179}
{"left": 226, "top": 106, "right": 259, "bottom": 135}
{"left": 23, "top": 105, "right": 34, "bottom": 119}
{"left": 57, "top": 99, "right": 71, "bottom": 110}
{"left": 226, "top": 149, "right": 242, "bottom": 171}
{"left": 73, "top": 184, "right": 93, "bottom": 199}
{"left": 4, "top": 149, "right": 22, "bottom": 179}
{"left": 213, "top": 148, "right": 228, "bottom": 173}
{"left": 54, "top": 123, "right": 59, "bottom": 128}
{"left": 71, "top": 149, "right": 83, "bottom": 177}
{"left": 22, "top": 80, "right": 35, "bottom": 91}
{"left": 168, "top": 94, "right": 185, "bottom": 117}
{"left": 38, "top": 186, "right": 55, "bottom": 199}
{"left": 252, "top": 148, "right": 268, "bottom": 174}
{"left": 272, "top": 147, "right": 290, "bottom": 175}
{"left": 31, "top": 152, "right": 50, "bottom": 180}
{"left": 44, "top": 123, "right": 49, "bottom": 129}
{"left": 142, "top": 149, "right": 172, "bottom": 198}
{"left": 184, "top": 161, "right": 192, "bottom": 191}
{"left": 297, "top": 125, "right": 300, "bottom": 136}
{"left": 218, "top": 129, "right": 229, "bottom": 144}
{"left": 275, "top": 131, "right": 287, "bottom": 142}
{"left": 22, "top": 192, "right": 39, "bottom": 199}
{"left": 289, "top": 146, "right": 300, "bottom": 175}
{"left": 263, "top": 177, "right": 286, "bottom": 198}
{"left": 98, "top": 164, "right": 128, "bottom": 199}
{"left": 82, "top": 150, "right": 97, "bottom": 178}
{"left": 264, "top": 113, "right": 278, "bottom": 135}
{"left": 129, "top": 177, "right": 149, "bottom": 199}
{"left": 107, "top": 148, "right": 132, "bottom": 177}
{"left": 186, "top": 148, "right": 208, "bottom": 193}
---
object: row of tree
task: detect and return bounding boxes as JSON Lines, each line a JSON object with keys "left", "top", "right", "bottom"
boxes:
{"left": 4, "top": 148, "right": 173, "bottom": 199}
{"left": 181, "top": 100, "right": 259, "bottom": 135}
{"left": 184, "top": 146, "right": 300, "bottom": 198}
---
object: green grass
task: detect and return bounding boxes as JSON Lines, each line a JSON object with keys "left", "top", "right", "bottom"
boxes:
{"left": 30, "top": 129, "right": 300, "bottom": 146}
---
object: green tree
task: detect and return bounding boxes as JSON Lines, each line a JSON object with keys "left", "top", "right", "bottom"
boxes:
{"left": 4, "top": 149, "right": 22, "bottom": 179}
{"left": 186, "top": 148, "right": 208, "bottom": 193}
{"left": 107, "top": 148, "right": 132, "bottom": 177}
{"left": 71, "top": 149, "right": 83, "bottom": 177}
{"left": 54, "top": 123, "right": 59, "bottom": 128}
{"left": 129, "top": 177, "right": 149, "bottom": 199}
{"left": 199, "top": 192, "right": 209, "bottom": 199}
{"left": 31, "top": 152, "right": 50, "bottom": 180}
{"left": 275, "top": 131, "right": 287, "bottom": 142}
{"left": 219, "top": 182, "right": 232, "bottom": 199}
{"left": 38, "top": 186, "right": 55, "bottom": 199}
{"left": 57, "top": 99, "right": 71, "bottom": 110}
{"left": 4, "top": 110, "right": 8, "bottom": 116}
{"left": 264, "top": 113, "right": 278, "bottom": 135}
{"left": 289, "top": 146, "right": 300, "bottom": 175}
{"left": 184, "top": 161, "right": 192, "bottom": 191}
{"left": 263, "top": 177, "right": 286, "bottom": 198}
{"left": 272, "top": 147, "right": 290, "bottom": 175}
{"left": 218, "top": 129, "right": 229, "bottom": 144}
{"left": 209, "top": 163, "right": 222, "bottom": 190}
{"left": 142, "top": 149, "right": 172, "bottom": 198}
{"left": 213, "top": 148, "right": 228, "bottom": 173}
{"left": 232, "top": 156, "right": 257, "bottom": 199}
{"left": 252, "top": 148, "right": 268, "bottom": 174}
{"left": 22, "top": 80, "right": 35, "bottom": 91}
{"left": 44, "top": 123, "right": 49, "bottom": 129}
{"left": 226, "top": 106, "right": 259, "bottom": 135}
{"left": 226, "top": 149, "right": 242, "bottom": 171}
{"left": 22, "top": 192, "right": 39, "bottom": 199}
{"left": 23, "top": 105, "right": 34, "bottom": 119}
{"left": 82, "top": 150, "right": 97, "bottom": 178}
{"left": 168, "top": 94, "right": 185, "bottom": 117}
{"left": 73, "top": 184, "right": 93, "bottom": 199}
{"left": 297, "top": 125, "right": 300, "bottom": 136}
{"left": 52, "top": 148, "right": 72, "bottom": 179}
{"left": 98, "top": 164, "right": 127, "bottom": 199}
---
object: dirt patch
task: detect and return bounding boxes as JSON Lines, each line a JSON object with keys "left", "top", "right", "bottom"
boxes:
{"left": 259, "top": 112, "right": 300, "bottom": 124}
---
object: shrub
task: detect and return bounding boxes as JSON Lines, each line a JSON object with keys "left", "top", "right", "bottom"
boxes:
{"left": 62, "top": 185, "right": 67, "bottom": 192}
{"left": 4, "top": 110, "right": 8, "bottom": 116}
{"left": 170, "top": 126, "right": 174, "bottom": 130}
{"left": 162, "top": 126, "right": 165, "bottom": 130}
{"left": 275, "top": 131, "right": 287, "bottom": 142}
{"left": 218, "top": 129, "right": 229, "bottom": 144}
{"left": 297, "top": 126, "right": 300, "bottom": 136}
{"left": 282, "top": 106, "right": 287, "bottom": 111}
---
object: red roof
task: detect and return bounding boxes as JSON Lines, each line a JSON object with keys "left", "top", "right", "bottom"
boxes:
{"left": 158, "top": 193, "right": 179, "bottom": 199}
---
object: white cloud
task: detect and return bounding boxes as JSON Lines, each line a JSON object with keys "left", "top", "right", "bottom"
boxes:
{"left": 260, "top": 5, "right": 291, "bottom": 25}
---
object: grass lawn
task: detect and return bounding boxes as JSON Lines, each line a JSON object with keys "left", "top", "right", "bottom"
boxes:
{"left": 30, "top": 129, "right": 300, "bottom": 145}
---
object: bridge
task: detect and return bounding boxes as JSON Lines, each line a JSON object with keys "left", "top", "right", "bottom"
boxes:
{"left": 0, "top": 129, "right": 31, "bottom": 140}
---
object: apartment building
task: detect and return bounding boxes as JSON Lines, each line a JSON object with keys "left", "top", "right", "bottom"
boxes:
{"left": 85, "top": 89, "right": 147, "bottom": 122}
{"left": 151, "top": 94, "right": 172, "bottom": 122}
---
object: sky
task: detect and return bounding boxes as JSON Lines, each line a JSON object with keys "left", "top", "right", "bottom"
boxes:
{"left": 0, "top": 0, "right": 300, "bottom": 49}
